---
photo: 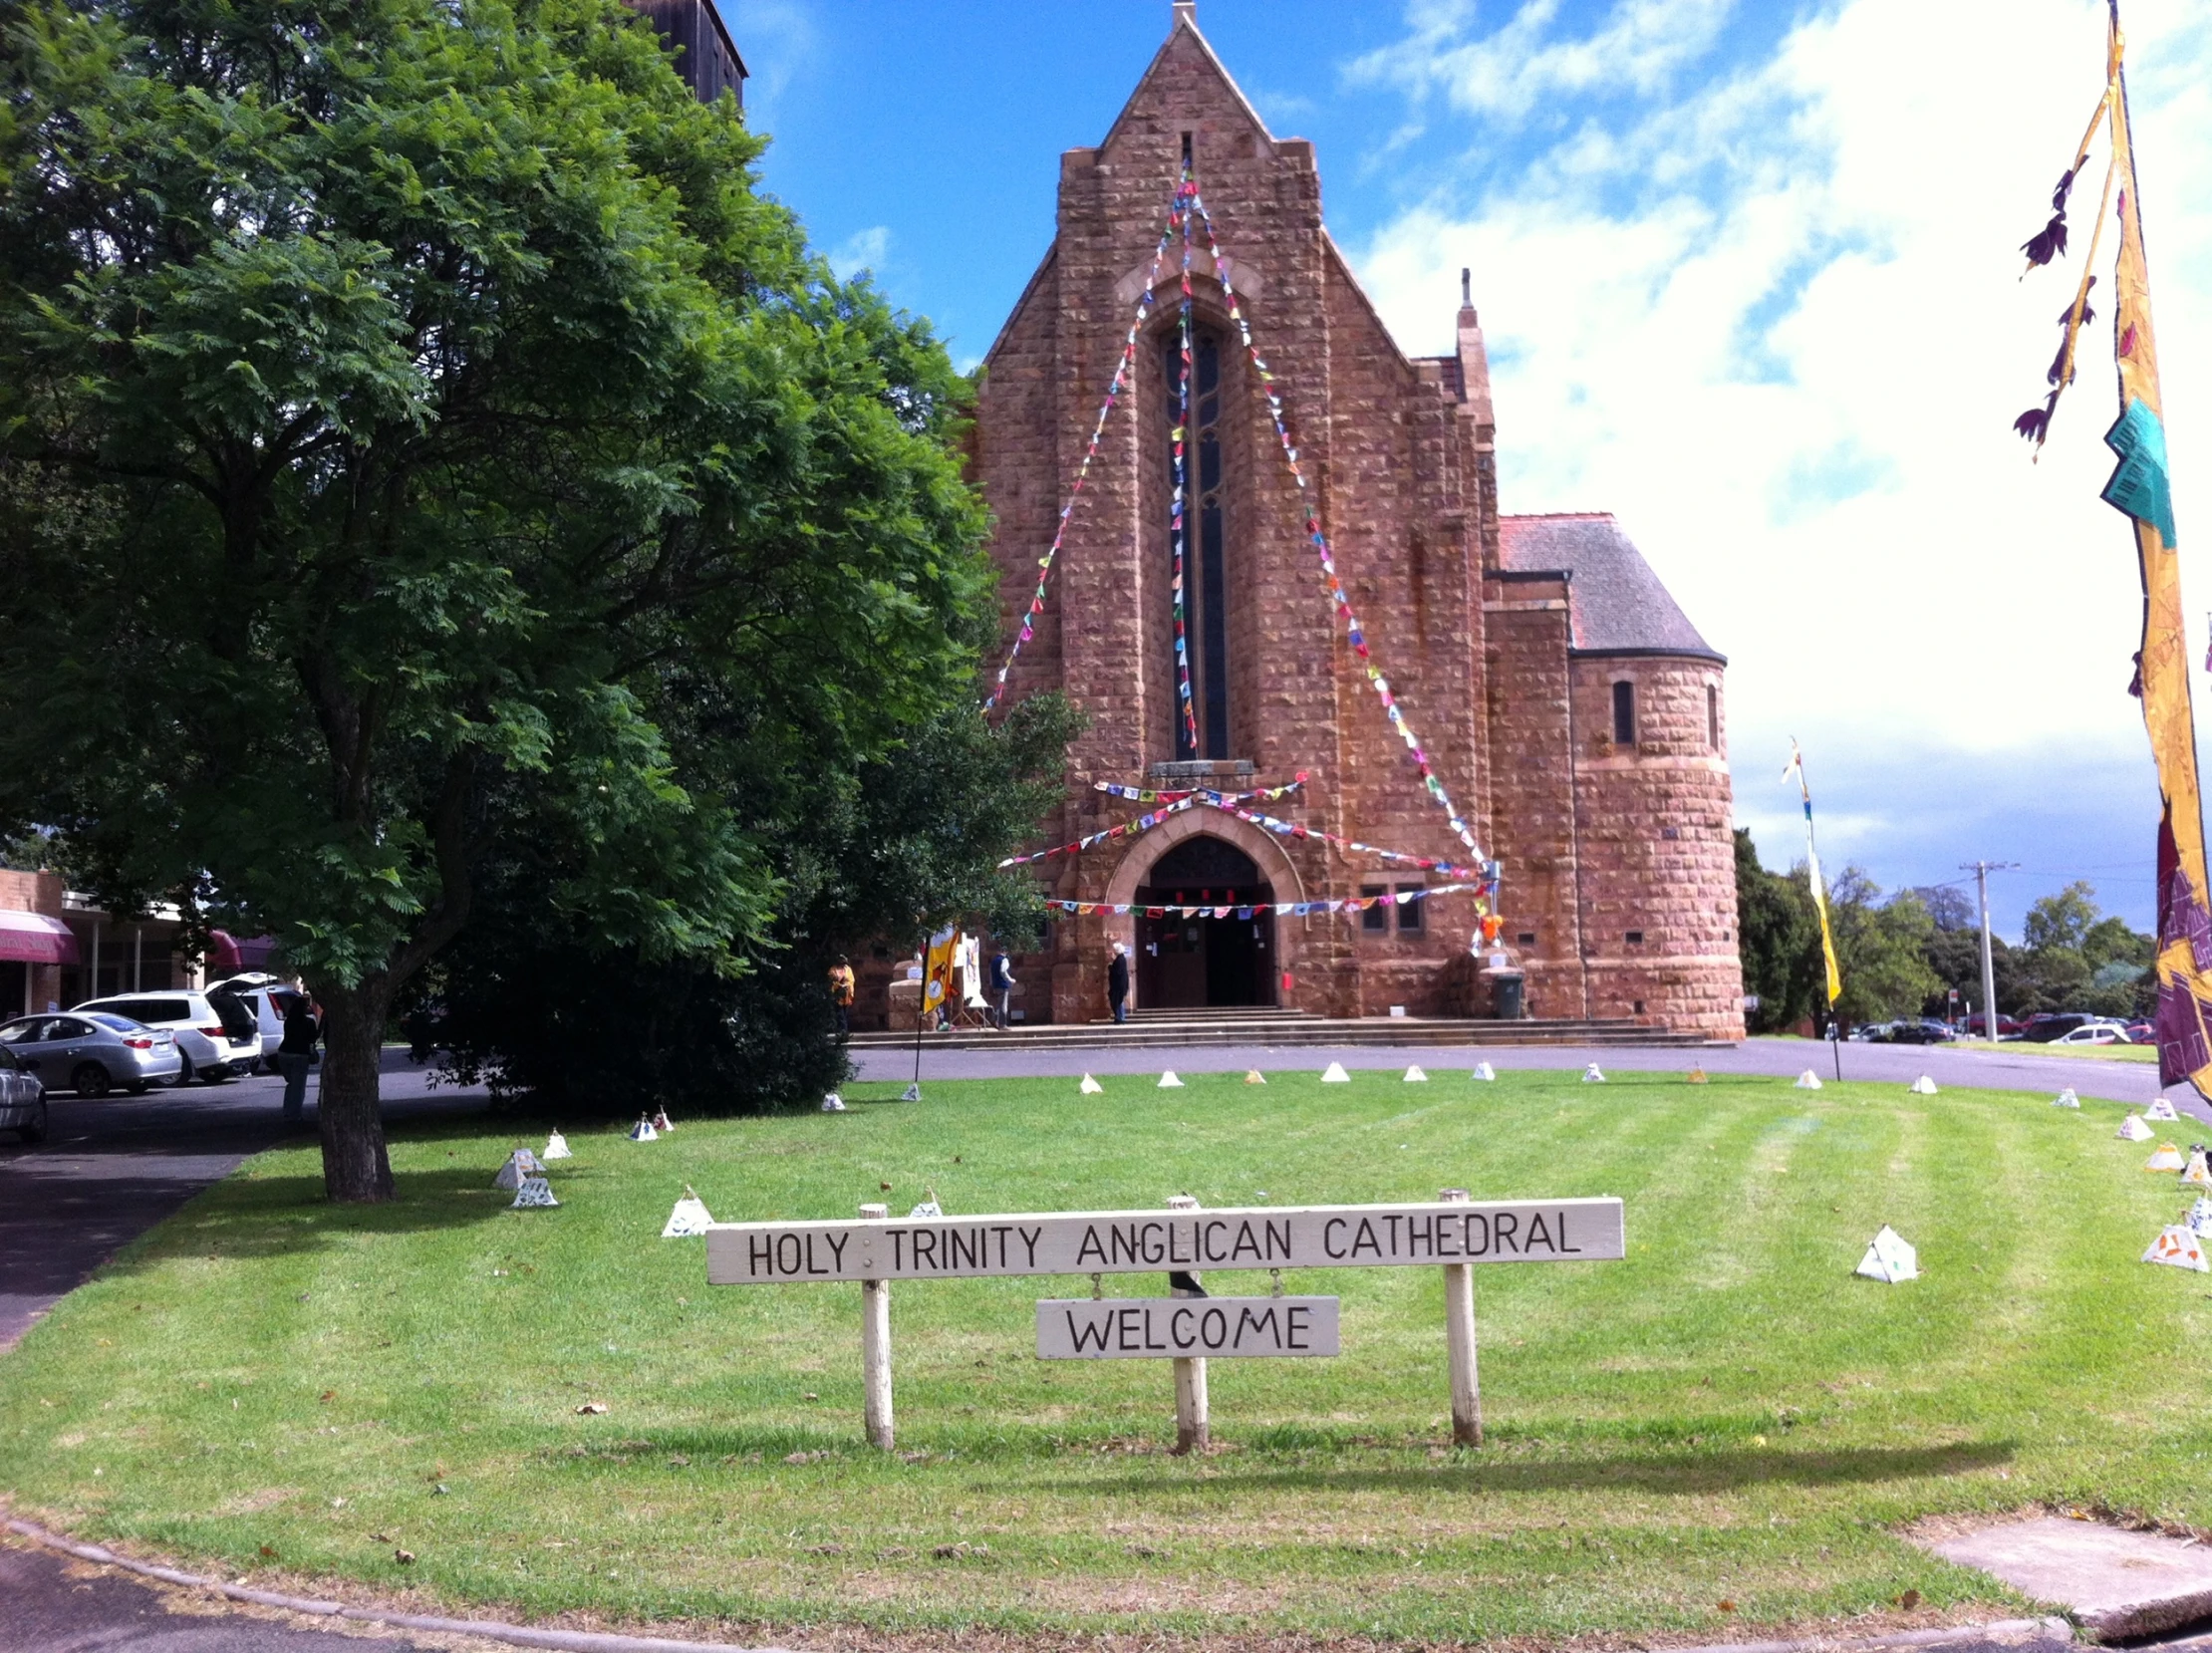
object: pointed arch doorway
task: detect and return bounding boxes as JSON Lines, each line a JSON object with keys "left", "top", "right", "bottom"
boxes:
{"left": 1134, "top": 835, "right": 1275, "bottom": 1009}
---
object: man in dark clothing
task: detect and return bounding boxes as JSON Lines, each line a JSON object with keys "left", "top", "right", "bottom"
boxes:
{"left": 276, "top": 992, "right": 319, "bottom": 1123}
{"left": 827, "top": 956, "right": 855, "bottom": 1037}
{"left": 1107, "top": 942, "right": 1131, "bottom": 1024}
{"left": 987, "top": 947, "right": 1015, "bottom": 1029}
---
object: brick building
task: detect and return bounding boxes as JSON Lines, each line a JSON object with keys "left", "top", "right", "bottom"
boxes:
{"left": 970, "top": 6, "right": 1744, "bottom": 1039}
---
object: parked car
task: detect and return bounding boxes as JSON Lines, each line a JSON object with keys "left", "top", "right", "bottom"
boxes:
{"left": 1848, "top": 1021, "right": 1895, "bottom": 1042}
{"left": 207, "top": 973, "right": 308, "bottom": 1066}
{"left": 2124, "top": 1019, "right": 2155, "bottom": 1043}
{"left": 0, "top": 1011, "right": 183, "bottom": 1096}
{"left": 0, "top": 1043, "right": 47, "bottom": 1143}
{"left": 1961, "top": 1012, "right": 2026, "bottom": 1037}
{"left": 2053, "top": 1022, "right": 2128, "bottom": 1046}
{"left": 71, "top": 990, "right": 259, "bottom": 1082}
{"left": 2018, "top": 1012, "right": 2093, "bottom": 1043}
{"left": 1885, "top": 1020, "right": 1957, "bottom": 1045}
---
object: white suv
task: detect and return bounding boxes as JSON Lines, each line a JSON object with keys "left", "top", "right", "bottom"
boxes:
{"left": 73, "top": 990, "right": 261, "bottom": 1082}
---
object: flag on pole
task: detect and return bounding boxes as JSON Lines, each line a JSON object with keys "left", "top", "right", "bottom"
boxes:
{"left": 2012, "top": 4, "right": 2212, "bottom": 1094}
{"left": 923, "top": 926, "right": 960, "bottom": 1017}
{"left": 1784, "top": 742, "right": 1842, "bottom": 1008}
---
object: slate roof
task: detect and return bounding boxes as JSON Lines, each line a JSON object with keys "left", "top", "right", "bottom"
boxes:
{"left": 1497, "top": 513, "right": 1724, "bottom": 663}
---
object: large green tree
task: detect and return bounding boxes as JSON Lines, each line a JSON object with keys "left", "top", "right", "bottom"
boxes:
{"left": 0, "top": 0, "right": 990, "bottom": 1199}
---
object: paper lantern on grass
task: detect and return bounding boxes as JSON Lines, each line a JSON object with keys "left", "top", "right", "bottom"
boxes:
{"left": 1796, "top": 1070, "right": 1822, "bottom": 1090}
{"left": 900, "top": 1082, "right": 922, "bottom": 1103}
{"left": 2187, "top": 1196, "right": 2212, "bottom": 1238}
{"left": 1582, "top": 1063, "right": 1606, "bottom": 1084}
{"left": 2147, "top": 1142, "right": 2186, "bottom": 1172}
{"left": 1908, "top": 1075, "right": 1939, "bottom": 1095}
{"left": 628, "top": 1115, "right": 659, "bottom": 1143}
{"left": 1855, "top": 1226, "right": 1918, "bottom": 1283}
{"left": 1321, "top": 1062, "right": 1351, "bottom": 1084}
{"left": 1158, "top": 1070, "right": 1184, "bottom": 1089}
{"left": 493, "top": 1149, "right": 540, "bottom": 1191}
{"left": 2117, "top": 1113, "right": 2155, "bottom": 1141}
{"left": 1472, "top": 1061, "right": 1496, "bottom": 1082}
{"left": 651, "top": 1108, "right": 676, "bottom": 1134}
{"left": 909, "top": 1189, "right": 944, "bottom": 1219}
{"left": 661, "top": 1187, "right": 714, "bottom": 1238}
{"left": 1079, "top": 1073, "right": 1103, "bottom": 1095}
{"left": 1404, "top": 1065, "right": 1428, "bottom": 1083}
{"left": 2146, "top": 1096, "right": 2180, "bottom": 1121}
{"left": 2053, "top": 1088, "right": 2079, "bottom": 1109}
{"left": 511, "top": 1177, "right": 559, "bottom": 1209}
{"left": 542, "top": 1131, "right": 573, "bottom": 1160}
{"left": 1685, "top": 1066, "right": 1707, "bottom": 1084}
{"left": 820, "top": 1092, "right": 846, "bottom": 1113}
{"left": 1244, "top": 1069, "right": 1267, "bottom": 1085}
{"left": 2143, "top": 1225, "right": 2210, "bottom": 1272}
{"left": 2182, "top": 1148, "right": 2212, "bottom": 1189}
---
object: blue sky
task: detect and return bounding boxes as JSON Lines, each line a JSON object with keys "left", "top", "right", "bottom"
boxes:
{"left": 730, "top": 0, "right": 2212, "bottom": 941}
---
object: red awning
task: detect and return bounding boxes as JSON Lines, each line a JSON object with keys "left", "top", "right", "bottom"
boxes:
{"left": 0, "top": 910, "right": 80, "bottom": 965}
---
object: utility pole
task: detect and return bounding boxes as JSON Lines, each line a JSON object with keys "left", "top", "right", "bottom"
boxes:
{"left": 1961, "top": 862, "right": 2020, "bottom": 1042}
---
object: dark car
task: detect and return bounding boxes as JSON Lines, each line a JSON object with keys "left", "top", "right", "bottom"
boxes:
{"left": 1885, "top": 1020, "right": 1956, "bottom": 1045}
{"left": 2019, "top": 1012, "right": 2092, "bottom": 1043}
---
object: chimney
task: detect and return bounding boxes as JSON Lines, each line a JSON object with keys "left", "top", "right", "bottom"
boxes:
{"left": 1174, "top": 1, "right": 1198, "bottom": 30}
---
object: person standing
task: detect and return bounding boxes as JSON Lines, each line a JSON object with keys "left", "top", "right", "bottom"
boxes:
{"left": 827, "top": 956, "right": 855, "bottom": 1038}
{"left": 988, "top": 946, "right": 1015, "bottom": 1029}
{"left": 1107, "top": 941, "right": 1131, "bottom": 1024}
{"left": 276, "top": 992, "right": 320, "bottom": 1124}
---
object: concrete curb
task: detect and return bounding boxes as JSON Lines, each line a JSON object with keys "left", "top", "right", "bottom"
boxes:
{"left": 4, "top": 1515, "right": 793, "bottom": 1653}
{"left": 3, "top": 1515, "right": 2085, "bottom": 1653}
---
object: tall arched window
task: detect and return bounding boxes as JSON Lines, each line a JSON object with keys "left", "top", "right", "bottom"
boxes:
{"left": 1611, "top": 680, "right": 1636, "bottom": 746}
{"left": 1165, "top": 327, "right": 1232, "bottom": 758}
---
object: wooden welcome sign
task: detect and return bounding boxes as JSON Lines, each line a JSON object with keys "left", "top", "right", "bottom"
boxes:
{"left": 706, "top": 1192, "right": 1623, "bottom": 1453}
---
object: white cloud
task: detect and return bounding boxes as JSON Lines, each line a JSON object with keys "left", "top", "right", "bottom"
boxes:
{"left": 1351, "top": 0, "right": 1736, "bottom": 123}
{"left": 1347, "top": 0, "right": 2212, "bottom": 863}
{"left": 829, "top": 225, "right": 892, "bottom": 280}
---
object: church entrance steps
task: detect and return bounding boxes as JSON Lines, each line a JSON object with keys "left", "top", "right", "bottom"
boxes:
{"left": 846, "top": 1012, "right": 1709, "bottom": 1053}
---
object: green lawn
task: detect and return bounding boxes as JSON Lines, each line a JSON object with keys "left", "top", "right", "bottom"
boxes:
{"left": 3, "top": 1069, "right": 2208, "bottom": 1646}
{"left": 1950, "top": 1038, "right": 2160, "bottom": 1063}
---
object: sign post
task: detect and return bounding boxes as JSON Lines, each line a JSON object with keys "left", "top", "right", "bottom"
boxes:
{"left": 706, "top": 1195, "right": 1623, "bottom": 1451}
{"left": 858, "top": 1201, "right": 893, "bottom": 1450}
{"left": 1439, "top": 1187, "right": 1481, "bottom": 1446}
{"left": 1165, "top": 1193, "right": 1207, "bottom": 1455}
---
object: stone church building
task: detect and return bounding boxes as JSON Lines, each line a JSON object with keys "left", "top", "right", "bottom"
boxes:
{"left": 971, "top": 6, "right": 1744, "bottom": 1039}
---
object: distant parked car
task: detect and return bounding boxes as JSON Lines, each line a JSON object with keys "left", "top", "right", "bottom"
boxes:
{"left": 2053, "top": 1022, "right": 2127, "bottom": 1046}
{"left": 0, "top": 1011, "right": 183, "bottom": 1096}
{"left": 2019, "top": 1012, "right": 2093, "bottom": 1043}
{"left": 0, "top": 1043, "right": 47, "bottom": 1143}
{"left": 1849, "top": 1021, "right": 1894, "bottom": 1042}
{"left": 1962, "top": 1012, "right": 2025, "bottom": 1037}
{"left": 72, "top": 990, "right": 259, "bottom": 1082}
{"left": 1886, "top": 1020, "right": 1956, "bottom": 1045}
{"left": 2124, "top": 1019, "right": 2154, "bottom": 1043}
{"left": 207, "top": 973, "right": 309, "bottom": 1066}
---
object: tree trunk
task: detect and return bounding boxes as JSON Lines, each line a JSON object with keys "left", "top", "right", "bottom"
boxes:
{"left": 316, "top": 979, "right": 395, "bottom": 1203}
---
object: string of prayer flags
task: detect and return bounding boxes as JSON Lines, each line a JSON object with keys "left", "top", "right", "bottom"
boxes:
{"left": 1321, "top": 1061, "right": 1351, "bottom": 1083}
{"left": 2054, "top": 1087, "right": 2081, "bottom": 1108}
{"left": 1855, "top": 1226, "right": 1919, "bottom": 1283}
{"left": 998, "top": 795, "right": 1200, "bottom": 868}
{"left": 2146, "top": 1141, "right": 2185, "bottom": 1171}
{"left": 511, "top": 1176, "right": 559, "bottom": 1210}
{"left": 1187, "top": 186, "right": 1489, "bottom": 868}
{"left": 2118, "top": 1112, "right": 2155, "bottom": 1141}
{"left": 1796, "top": 1070, "right": 1822, "bottom": 1090}
{"left": 543, "top": 1131, "right": 572, "bottom": 1160}
{"left": 2143, "top": 1223, "right": 2209, "bottom": 1271}
{"left": 1170, "top": 167, "right": 1200, "bottom": 753}
{"left": 984, "top": 184, "right": 1182, "bottom": 711}
{"left": 1158, "top": 1070, "right": 1185, "bottom": 1088}
{"left": 1043, "top": 880, "right": 1491, "bottom": 921}
{"left": 1092, "top": 775, "right": 1305, "bottom": 806}
{"left": 2146, "top": 1095, "right": 2179, "bottom": 1120}
{"left": 1214, "top": 802, "right": 1488, "bottom": 880}
{"left": 662, "top": 1187, "right": 714, "bottom": 1239}
{"left": 1079, "top": 1073, "right": 1103, "bottom": 1095}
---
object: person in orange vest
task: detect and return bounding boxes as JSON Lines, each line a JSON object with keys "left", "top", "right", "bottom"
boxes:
{"left": 827, "top": 956, "right": 855, "bottom": 1038}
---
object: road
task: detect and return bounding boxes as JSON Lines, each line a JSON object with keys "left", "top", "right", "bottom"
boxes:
{"left": 854, "top": 1033, "right": 2212, "bottom": 1116}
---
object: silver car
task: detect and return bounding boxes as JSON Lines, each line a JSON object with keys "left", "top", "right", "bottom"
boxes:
{"left": 0, "top": 1043, "right": 47, "bottom": 1143}
{"left": 73, "top": 991, "right": 259, "bottom": 1082}
{"left": 0, "top": 1011, "right": 183, "bottom": 1097}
